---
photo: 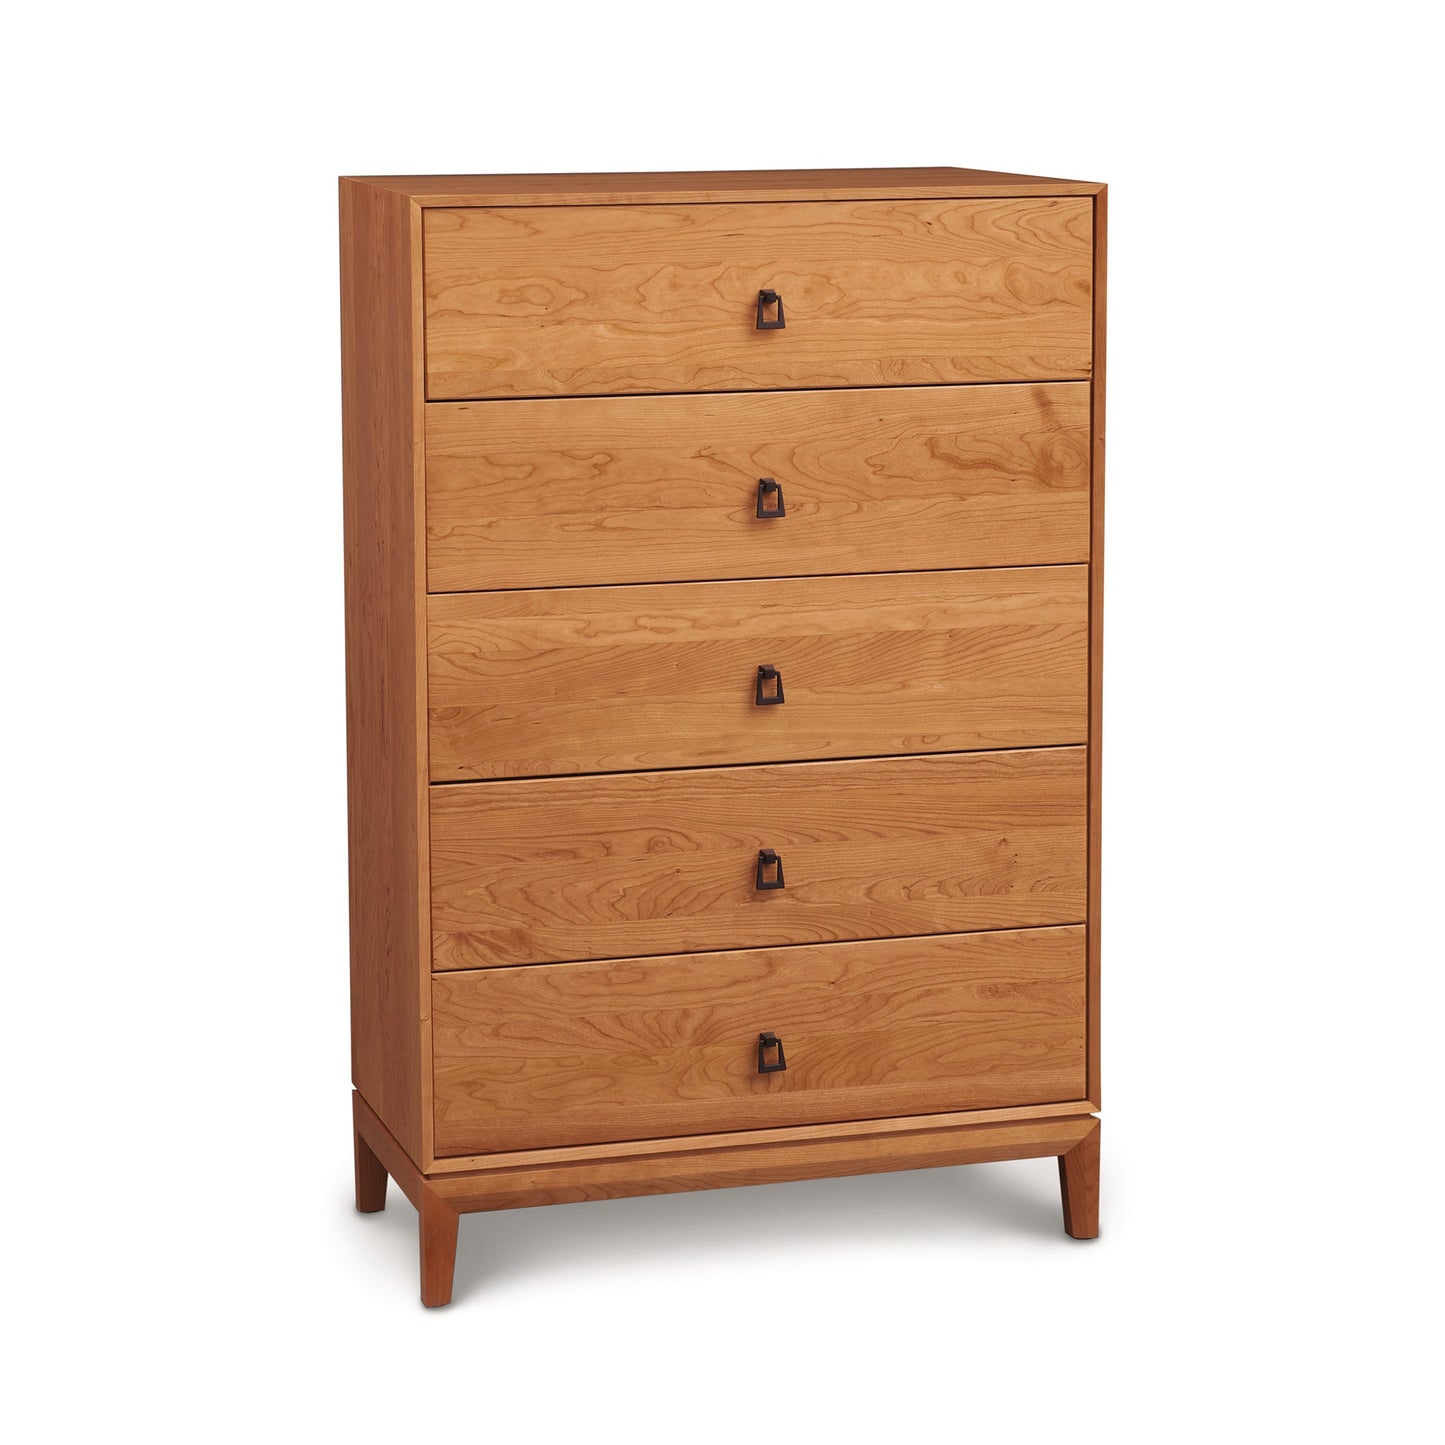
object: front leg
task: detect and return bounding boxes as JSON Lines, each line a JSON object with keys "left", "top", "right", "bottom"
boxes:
{"left": 420, "top": 1186, "right": 460, "bottom": 1307}
{"left": 1058, "top": 1119, "right": 1100, "bottom": 1239}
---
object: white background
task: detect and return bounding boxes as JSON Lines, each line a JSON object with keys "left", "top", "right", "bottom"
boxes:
{"left": 6, "top": 2, "right": 1441, "bottom": 1438}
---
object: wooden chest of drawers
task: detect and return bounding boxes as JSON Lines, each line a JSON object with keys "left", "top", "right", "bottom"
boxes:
{"left": 341, "top": 166, "right": 1105, "bottom": 1305}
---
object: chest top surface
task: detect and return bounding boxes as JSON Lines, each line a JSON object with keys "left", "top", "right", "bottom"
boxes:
{"left": 342, "top": 165, "right": 1104, "bottom": 207}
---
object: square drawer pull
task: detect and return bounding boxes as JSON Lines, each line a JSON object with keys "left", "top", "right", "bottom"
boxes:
{"left": 755, "top": 848, "right": 785, "bottom": 890}
{"left": 756, "top": 289, "right": 786, "bottom": 330}
{"left": 757, "top": 1031, "right": 788, "bottom": 1074}
{"left": 755, "top": 665, "right": 786, "bottom": 706}
{"left": 756, "top": 477, "right": 786, "bottom": 518}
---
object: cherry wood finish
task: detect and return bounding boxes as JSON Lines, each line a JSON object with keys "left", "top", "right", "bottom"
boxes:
{"left": 427, "top": 567, "right": 1088, "bottom": 779}
{"left": 433, "top": 927, "right": 1086, "bottom": 1153}
{"left": 1059, "top": 1118, "right": 1101, "bottom": 1238}
{"left": 420, "top": 1193, "right": 461, "bottom": 1308}
{"left": 351, "top": 1091, "right": 458, "bottom": 1306}
{"left": 355, "top": 1089, "right": 1098, "bottom": 1303}
{"left": 339, "top": 179, "right": 431, "bottom": 1164}
{"left": 1087, "top": 188, "right": 1107, "bottom": 1108}
{"left": 353, "top": 1122, "right": 388, "bottom": 1213}
{"left": 427, "top": 1099, "right": 1101, "bottom": 1174}
{"left": 430, "top": 748, "right": 1087, "bottom": 969}
{"left": 351, "top": 166, "right": 1102, "bottom": 207}
{"left": 423, "top": 198, "right": 1093, "bottom": 399}
{"left": 425, "top": 382, "right": 1091, "bottom": 593}
{"left": 430, "top": 1113, "right": 1100, "bottom": 1216}
{"left": 341, "top": 168, "right": 1105, "bottom": 1305}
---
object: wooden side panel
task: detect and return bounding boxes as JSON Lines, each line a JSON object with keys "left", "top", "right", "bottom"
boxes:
{"left": 432, "top": 927, "right": 1086, "bottom": 1154}
{"left": 340, "top": 179, "right": 430, "bottom": 1165}
{"left": 430, "top": 747, "right": 1087, "bottom": 968}
{"left": 428, "top": 567, "right": 1088, "bottom": 779}
{"left": 1087, "top": 188, "right": 1107, "bottom": 1108}
{"left": 423, "top": 198, "right": 1094, "bottom": 399}
{"left": 424, "top": 383, "right": 1092, "bottom": 592}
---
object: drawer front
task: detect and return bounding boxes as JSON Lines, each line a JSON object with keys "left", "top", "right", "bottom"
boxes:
{"left": 425, "top": 384, "right": 1091, "bottom": 592}
{"left": 429, "top": 567, "right": 1087, "bottom": 780}
{"left": 432, "top": 926, "right": 1086, "bottom": 1153}
{"left": 430, "top": 748, "right": 1086, "bottom": 968}
{"left": 423, "top": 198, "right": 1093, "bottom": 399}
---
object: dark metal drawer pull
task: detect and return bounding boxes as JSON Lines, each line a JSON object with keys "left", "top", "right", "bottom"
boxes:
{"left": 755, "top": 664, "right": 785, "bottom": 706}
{"left": 756, "top": 477, "right": 786, "bottom": 518}
{"left": 756, "top": 289, "right": 786, "bottom": 330}
{"left": 757, "top": 1031, "right": 788, "bottom": 1074}
{"left": 755, "top": 848, "right": 785, "bottom": 890}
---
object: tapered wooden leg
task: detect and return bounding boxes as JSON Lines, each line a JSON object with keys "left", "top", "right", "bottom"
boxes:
{"left": 1059, "top": 1119, "right": 1100, "bottom": 1239}
{"left": 420, "top": 1187, "right": 460, "bottom": 1307}
{"left": 354, "top": 1115, "right": 389, "bottom": 1213}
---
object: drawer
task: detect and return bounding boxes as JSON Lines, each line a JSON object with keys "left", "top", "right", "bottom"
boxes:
{"left": 423, "top": 198, "right": 1093, "bottom": 399}
{"left": 428, "top": 567, "right": 1087, "bottom": 780}
{"left": 425, "top": 383, "right": 1091, "bottom": 592}
{"left": 432, "top": 925, "right": 1086, "bottom": 1153}
{"left": 430, "top": 748, "right": 1086, "bottom": 968}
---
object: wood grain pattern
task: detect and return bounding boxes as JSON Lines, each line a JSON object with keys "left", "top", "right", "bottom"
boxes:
{"left": 1059, "top": 1117, "right": 1100, "bottom": 1238}
{"left": 423, "top": 198, "right": 1093, "bottom": 399}
{"left": 340, "top": 178, "right": 431, "bottom": 1166}
{"left": 430, "top": 748, "right": 1086, "bottom": 968}
{"left": 352, "top": 167, "right": 1104, "bottom": 207}
{"left": 428, "top": 567, "right": 1087, "bottom": 779}
{"left": 427, "top": 1113, "right": 1100, "bottom": 1215}
{"left": 344, "top": 170, "right": 1106, "bottom": 1286}
{"left": 424, "top": 383, "right": 1091, "bottom": 592}
{"left": 1087, "top": 188, "right": 1107, "bottom": 1110}
{"left": 432, "top": 926, "right": 1085, "bottom": 1154}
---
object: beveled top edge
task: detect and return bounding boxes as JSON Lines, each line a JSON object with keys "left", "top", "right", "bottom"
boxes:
{"left": 340, "top": 166, "right": 1104, "bottom": 207}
